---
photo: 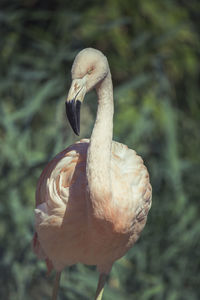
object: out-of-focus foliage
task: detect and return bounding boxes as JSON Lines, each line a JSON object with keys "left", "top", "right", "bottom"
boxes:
{"left": 0, "top": 0, "right": 200, "bottom": 299}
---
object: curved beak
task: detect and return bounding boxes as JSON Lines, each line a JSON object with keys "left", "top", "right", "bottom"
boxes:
{"left": 66, "top": 77, "right": 86, "bottom": 135}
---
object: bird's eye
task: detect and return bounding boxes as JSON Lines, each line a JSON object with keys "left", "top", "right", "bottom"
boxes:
{"left": 87, "top": 67, "right": 94, "bottom": 75}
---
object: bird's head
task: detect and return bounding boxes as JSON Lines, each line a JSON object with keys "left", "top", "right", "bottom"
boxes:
{"left": 66, "top": 48, "right": 109, "bottom": 135}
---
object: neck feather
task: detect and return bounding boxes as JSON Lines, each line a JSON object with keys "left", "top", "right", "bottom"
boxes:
{"left": 86, "top": 70, "right": 114, "bottom": 213}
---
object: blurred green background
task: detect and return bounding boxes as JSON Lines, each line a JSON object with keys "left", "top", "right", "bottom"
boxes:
{"left": 1, "top": 0, "right": 200, "bottom": 299}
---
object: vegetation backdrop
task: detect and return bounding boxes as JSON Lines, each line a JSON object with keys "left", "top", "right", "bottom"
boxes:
{"left": 1, "top": 0, "right": 200, "bottom": 299}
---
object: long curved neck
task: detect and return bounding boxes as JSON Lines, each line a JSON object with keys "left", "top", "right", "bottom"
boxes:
{"left": 86, "top": 70, "right": 114, "bottom": 213}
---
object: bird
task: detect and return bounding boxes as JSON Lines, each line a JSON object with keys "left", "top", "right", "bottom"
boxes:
{"left": 33, "top": 48, "right": 152, "bottom": 300}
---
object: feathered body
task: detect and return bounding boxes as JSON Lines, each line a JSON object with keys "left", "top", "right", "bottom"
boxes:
{"left": 34, "top": 139, "right": 151, "bottom": 273}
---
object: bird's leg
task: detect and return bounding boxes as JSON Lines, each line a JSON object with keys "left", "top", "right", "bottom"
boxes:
{"left": 52, "top": 272, "right": 61, "bottom": 300}
{"left": 95, "top": 273, "right": 108, "bottom": 300}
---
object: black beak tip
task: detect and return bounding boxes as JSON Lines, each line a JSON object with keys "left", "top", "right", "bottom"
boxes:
{"left": 74, "top": 128, "right": 80, "bottom": 136}
{"left": 65, "top": 100, "right": 81, "bottom": 136}
{"left": 69, "top": 123, "right": 79, "bottom": 136}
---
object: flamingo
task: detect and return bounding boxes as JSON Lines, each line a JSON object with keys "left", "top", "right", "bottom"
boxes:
{"left": 33, "top": 48, "right": 152, "bottom": 300}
